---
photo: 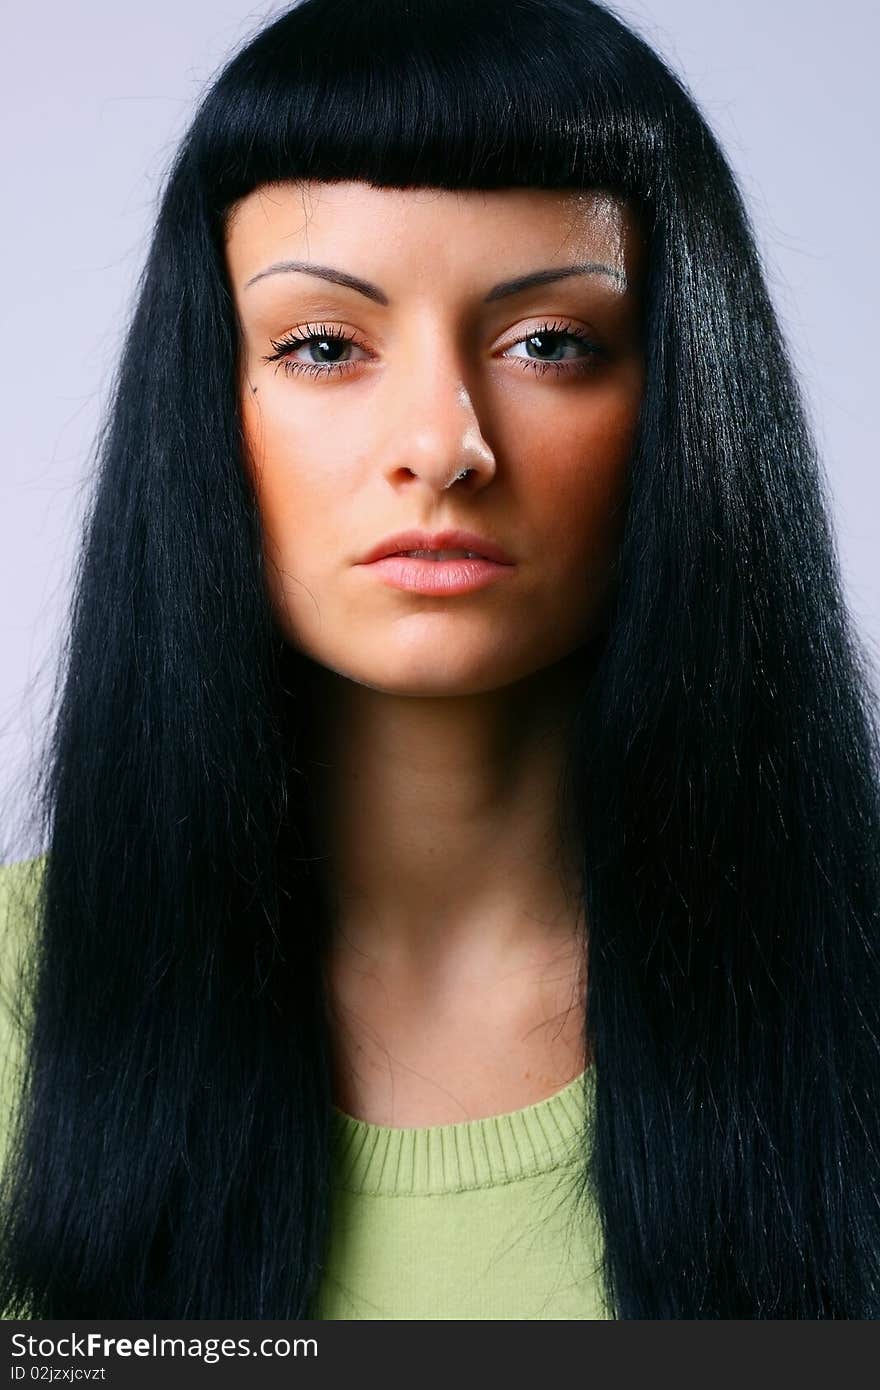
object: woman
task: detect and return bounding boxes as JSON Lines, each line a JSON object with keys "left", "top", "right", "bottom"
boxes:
{"left": 1, "top": 0, "right": 878, "bottom": 1319}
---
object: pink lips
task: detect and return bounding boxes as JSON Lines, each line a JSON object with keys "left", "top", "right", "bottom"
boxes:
{"left": 357, "top": 527, "right": 515, "bottom": 596}
{"left": 364, "top": 554, "right": 513, "bottom": 595}
{"left": 358, "top": 528, "right": 514, "bottom": 567}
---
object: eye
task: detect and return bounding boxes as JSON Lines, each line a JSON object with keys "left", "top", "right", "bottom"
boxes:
{"left": 261, "top": 323, "right": 371, "bottom": 379}
{"left": 260, "top": 317, "right": 604, "bottom": 381}
{"left": 502, "top": 320, "right": 604, "bottom": 377}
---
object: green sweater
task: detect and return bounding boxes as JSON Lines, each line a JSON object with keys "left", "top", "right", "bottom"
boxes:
{"left": 0, "top": 858, "right": 609, "bottom": 1320}
{"left": 314, "top": 1065, "right": 606, "bottom": 1318}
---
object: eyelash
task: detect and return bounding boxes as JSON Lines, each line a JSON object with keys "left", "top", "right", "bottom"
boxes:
{"left": 260, "top": 319, "right": 604, "bottom": 380}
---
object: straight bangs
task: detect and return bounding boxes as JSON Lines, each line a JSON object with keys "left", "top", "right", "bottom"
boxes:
{"left": 190, "top": 0, "right": 675, "bottom": 217}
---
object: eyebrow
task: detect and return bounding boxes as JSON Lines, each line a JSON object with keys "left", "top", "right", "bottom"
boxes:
{"left": 242, "top": 259, "right": 627, "bottom": 301}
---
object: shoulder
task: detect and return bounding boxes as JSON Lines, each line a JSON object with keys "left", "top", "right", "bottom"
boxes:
{"left": 0, "top": 854, "right": 46, "bottom": 1067}
{"left": 0, "top": 852, "right": 48, "bottom": 901}
{"left": 0, "top": 854, "right": 47, "bottom": 955}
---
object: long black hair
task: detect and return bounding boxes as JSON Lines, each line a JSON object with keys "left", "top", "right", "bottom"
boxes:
{"left": 1, "top": 0, "right": 878, "bottom": 1318}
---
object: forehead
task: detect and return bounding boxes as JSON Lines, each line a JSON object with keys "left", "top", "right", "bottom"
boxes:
{"left": 224, "top": 180, "right": 643, "bottom": 292}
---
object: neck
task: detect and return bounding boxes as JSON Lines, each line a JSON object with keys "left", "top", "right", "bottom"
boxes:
{"left": 300, "top": 642, "right": 597, "bottom": 976}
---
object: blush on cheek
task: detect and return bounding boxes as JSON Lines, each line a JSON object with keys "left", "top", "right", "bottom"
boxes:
{"left": 542, "top": 425, "right": 633, "bottom": 589}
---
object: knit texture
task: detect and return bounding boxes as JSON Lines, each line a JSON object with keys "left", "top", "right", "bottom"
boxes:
{"left": 315, "top": 1064, "right": 608, "bottom": 1318}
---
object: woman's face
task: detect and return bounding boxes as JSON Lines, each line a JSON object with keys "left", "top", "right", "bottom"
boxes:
{"left": 225, "top": 181, "right": 645, "bottom": 695}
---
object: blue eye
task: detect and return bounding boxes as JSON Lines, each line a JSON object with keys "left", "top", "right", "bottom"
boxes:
{"left": 262, "top": 323, "right": 367, "bottom": 379}
{"left": 261, "top": 318, "right": 604, "bottom": 380}
{"left": 503, "top": 321, "right": 604, "bottom": 376}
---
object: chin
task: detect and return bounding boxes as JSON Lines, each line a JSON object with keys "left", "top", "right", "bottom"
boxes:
{"left": 316, "top": 647, "right": 563, "bottom": 699}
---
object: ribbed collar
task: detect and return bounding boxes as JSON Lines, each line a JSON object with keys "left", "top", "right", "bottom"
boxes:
{"left": 330, "top": 1065, "right": 595, "bottom": 1196}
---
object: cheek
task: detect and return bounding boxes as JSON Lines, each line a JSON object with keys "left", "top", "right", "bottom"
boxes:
{"left": 241, "top": 389, "right": 313, "bottom": 556}
{"left": 525, "top": 383, "right": 639, "bottom": 569}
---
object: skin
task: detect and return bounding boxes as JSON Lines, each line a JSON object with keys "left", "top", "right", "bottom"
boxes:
{"left": 224, "top": 180, "right": 645, "bottom": 1125}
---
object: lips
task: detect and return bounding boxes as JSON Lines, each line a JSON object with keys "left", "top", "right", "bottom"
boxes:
{"left": 359, "top": 529, "right": 514, "bottom": 566}
{"left": 397, "top": 548, "right": 481, "bottom": 560}
{"left": 363, "top": 553, "right": 514, "bottom": 596}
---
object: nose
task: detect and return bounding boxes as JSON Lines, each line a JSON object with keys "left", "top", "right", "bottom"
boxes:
{"left": 377, "top": 334, "right": 497, "bottom": 494}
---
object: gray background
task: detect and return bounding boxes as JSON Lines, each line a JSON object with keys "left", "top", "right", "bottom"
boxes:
{"left": 2, "top": 2, "right": 878, "bottom": 861}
